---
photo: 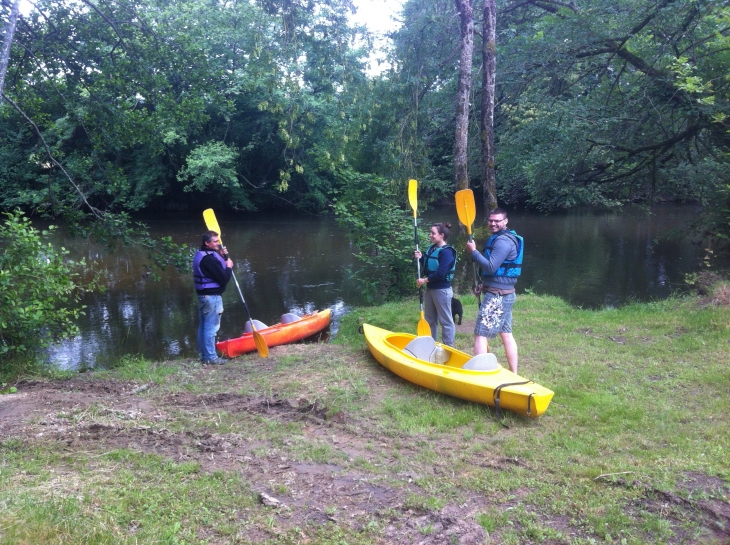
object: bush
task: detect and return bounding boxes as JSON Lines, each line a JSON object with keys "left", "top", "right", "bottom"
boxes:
{"left": 333, "top": 170, "right": 425, "bottom": 303}
{"left": 0, "top": 211, "right": 100, "bottom": 367}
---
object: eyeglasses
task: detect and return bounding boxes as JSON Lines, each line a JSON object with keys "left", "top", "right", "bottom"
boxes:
{"left": 488, "top": 218, "right": 506, "bottom": 224}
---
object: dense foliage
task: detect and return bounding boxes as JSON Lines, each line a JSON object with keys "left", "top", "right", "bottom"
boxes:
{"left": 333, "top": 170, "right": 425, "bottom": 302}
{"left": 0, "top": 211, "right": 99, "bottom": 363}
{"left": 1, "top": 0, "right": 370, "bottom": 218}
{"left": 389, "top": 0, "right": 730, "bottom": 231}
{"left": 2, "top": 0, "right": 730, "bottom": 258}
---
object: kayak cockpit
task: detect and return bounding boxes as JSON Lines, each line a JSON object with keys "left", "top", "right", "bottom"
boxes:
{"left": 392, "top": 335, "right": 501, "bottom": 372}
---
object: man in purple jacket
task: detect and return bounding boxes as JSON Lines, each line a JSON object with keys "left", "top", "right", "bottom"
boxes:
{"left": 192, "top": 231, "right": 233, "bottom": 364}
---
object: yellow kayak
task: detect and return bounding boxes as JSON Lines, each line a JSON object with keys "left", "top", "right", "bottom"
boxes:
{"left": 363, "top": 323, "right": 554, "bottom": 417}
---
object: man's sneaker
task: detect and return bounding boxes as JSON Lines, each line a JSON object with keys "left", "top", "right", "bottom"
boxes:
{"left": 201, "top": 358, "right": 225, "bottom": 365}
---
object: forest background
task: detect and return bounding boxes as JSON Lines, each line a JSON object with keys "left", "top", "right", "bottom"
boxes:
{"left": 1, "top": 0, "right": 730, "bottom": 362}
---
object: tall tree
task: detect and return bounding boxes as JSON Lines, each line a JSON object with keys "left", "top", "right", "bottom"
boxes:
{"left": 0, "top": 0, "right": 21, "bottom": 100}
{"left": 480, "top": 0, "right": 497, "bottom": 214}
{"left": 453, "top": 0, "right": 474, "bottom": 192}
{"left": 359, "top": 0, "right": 462, "bottom": 202}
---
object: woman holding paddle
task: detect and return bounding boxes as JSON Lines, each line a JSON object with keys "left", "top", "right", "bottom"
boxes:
{"left": 414, "top": 223, "right": 457, "bottom": 347}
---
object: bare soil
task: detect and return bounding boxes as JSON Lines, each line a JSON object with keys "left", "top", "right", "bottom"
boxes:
{"left": 0, "top": 357, "right": 491, "bottom": 544}
{"left": 1, "top": 343, "right": 729, "bottom": 544}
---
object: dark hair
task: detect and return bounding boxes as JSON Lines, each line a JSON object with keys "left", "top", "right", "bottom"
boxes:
{"left": 489, "top": 208, "right": 508, "bottom": 218}
{"left": 432, "top": 222, "right": 452, "bottom": 240}
{"left": 202, "top": 230, "right": 219, "bottom": 244}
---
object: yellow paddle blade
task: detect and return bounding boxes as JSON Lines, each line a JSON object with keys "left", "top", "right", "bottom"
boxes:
{"left": 203, "top": 208, "right": 223, "bottom": 246}
{"left": 455, "top": 189, "right": 476, "bottom": 235}
{"left": 253, "top": 330, "right": 269, "bottom": 358}
{"left": 408, "top": 179, "right": 418, "bottom": 217}
{"left": 417, "top": 313, "right": 430, "bottom": 337}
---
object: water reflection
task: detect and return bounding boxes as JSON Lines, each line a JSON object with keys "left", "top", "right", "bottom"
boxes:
{"left": 42, "top": 205, "right": 726, "bottom": 369}
{"left": 427, "top": 204, "right": 722, "bottom": 308}
{"left": 47, "top": 213, "right": 361, "bottom": 369}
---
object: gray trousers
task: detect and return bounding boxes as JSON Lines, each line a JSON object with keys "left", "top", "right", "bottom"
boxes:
{"left": 424, "top": 286, "right": 455, "bottom": 346}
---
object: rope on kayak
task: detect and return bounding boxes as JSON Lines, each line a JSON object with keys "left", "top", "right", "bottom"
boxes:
{"left": 493, "top": 380, "right": 533, "bottom": 420}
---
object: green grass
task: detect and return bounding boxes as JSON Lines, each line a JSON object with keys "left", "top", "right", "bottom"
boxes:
{"left": 1, "top": 293, "right": 728, "bottom": 543}
{"left": 334, "top": 294, "right": 730, "bottom": 541}
{"left": 0, "top": 443, "right": 256, "bottom": 545}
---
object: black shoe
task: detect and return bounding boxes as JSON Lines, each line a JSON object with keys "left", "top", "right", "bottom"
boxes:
{"left": 201, "top": 358, "right": 225, "bottom": 365}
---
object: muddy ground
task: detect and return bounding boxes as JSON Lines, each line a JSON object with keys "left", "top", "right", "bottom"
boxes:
{"left": 1, "top": 339, "right": 729, "bottom": 544}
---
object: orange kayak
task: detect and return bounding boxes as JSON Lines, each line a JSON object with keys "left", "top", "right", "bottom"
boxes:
{"left": 216, "top": 309, "right": 331, "bottom": 357}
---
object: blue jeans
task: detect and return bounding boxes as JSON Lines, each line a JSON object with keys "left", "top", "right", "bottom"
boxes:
{"left": 197, "top": 295, "right": 223, "bottom": 361}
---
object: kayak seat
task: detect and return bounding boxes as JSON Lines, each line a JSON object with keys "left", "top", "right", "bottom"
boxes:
{"left": 280, "top": 313, "right": 302, "bottom": 324}
{"left": 244, "top": 319, "right": 268, "bottom": 333}
{"left": 403, "top": 336, "right": 437, "bottom": 362}
{"left": 462, "top": 353, "right": 500, "bottom": 371}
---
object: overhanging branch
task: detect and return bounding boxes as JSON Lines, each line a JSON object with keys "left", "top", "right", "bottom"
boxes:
{"left": 2, "top": 92, "right": 103, "bottom": 218}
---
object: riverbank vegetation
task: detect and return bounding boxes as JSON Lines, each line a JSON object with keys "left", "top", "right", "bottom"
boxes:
{"left": 1, "top": 293, "right": 728, "bottom": 543}
{"left": 2, "top": 0, "right": 730, "bottom": 248}
{"left": 0, "top": 211, "right": 100, "bottom": 367}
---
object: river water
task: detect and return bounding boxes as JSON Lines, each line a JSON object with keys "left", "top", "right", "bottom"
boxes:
{"left": 43, "top": 204, "right": 726, "bottom": 369}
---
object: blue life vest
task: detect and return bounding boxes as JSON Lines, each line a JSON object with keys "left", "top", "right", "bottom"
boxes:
{"left": 192, "top": 250, "right": 227, "bottom": 291}
{"left": 481, "top": 230, "right": 523, "bottom": 278}
{"left": 424, "top": 244, "right": 457, "bottom": 283}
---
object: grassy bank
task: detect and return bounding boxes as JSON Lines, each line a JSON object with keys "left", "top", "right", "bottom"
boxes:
{"left": 0, "top": 293, "right": 729, "bottom": 544}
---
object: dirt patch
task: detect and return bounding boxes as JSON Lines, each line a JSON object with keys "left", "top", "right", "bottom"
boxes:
{"left": 454, "top": 316, "right": 476, "bottom": 336}
{"left": 0, "top": 378, "right": 157, "bottom": 438}
{"left": 163, "top": 392, "right": 330, "bottom": 422}
{"left": 383, "top": 505, "right": 487, "bottom": 544}
{"left": 1, "top": 371, "right": 483, "bottom": 541}
{"left": 2, "top": 345, "right": 728, "bottom": 544}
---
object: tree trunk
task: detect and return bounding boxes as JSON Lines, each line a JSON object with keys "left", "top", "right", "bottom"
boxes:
{"left": 0, "top": 0, "right": 21, "bottom": 102}
{"left": 480, "top": 0, "right": 497, "bottom": 217}
{"left": 453, "top": 0, "right": 474, "bottom": 192}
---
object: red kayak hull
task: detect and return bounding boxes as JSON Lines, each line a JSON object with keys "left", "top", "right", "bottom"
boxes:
{"left": 216, "top": 309, "right": 331, "bottom": 357}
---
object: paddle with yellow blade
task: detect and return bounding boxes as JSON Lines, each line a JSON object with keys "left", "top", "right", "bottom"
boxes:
{"left": 408, "top": 179, "right": 431, "bottom": 337}
{"left": 202, "top": 209, "right": 268, "bottom": 358}
{"left": 455, "top": 189, "right": 482, "bottom": 305}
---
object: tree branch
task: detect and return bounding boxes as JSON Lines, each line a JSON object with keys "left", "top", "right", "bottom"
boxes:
{"left": 589, "top": 123, "right": 702, "bottom": 157}
{"left": 1, "top": 92, "right": 103, "bottom": 218}
{"left": 78, "top": 0, "right": 129, "bottom": 55}
{"left": 502, "top": 0, "right": 578, "bottom": 15}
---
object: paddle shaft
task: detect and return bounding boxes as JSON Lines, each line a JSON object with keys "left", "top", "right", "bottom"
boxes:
{"left": 210, "top": 241, "right": 251, "bottom": 316}
{"left": 413, "top": 219, "right": 421, "bottom": 277}
{"left": 469, "top": 233, "right": 481, "bottom": 305}
{"left": 413, "top": 216, "right": 424, "bottom": 288}
{"left": 229, "top": 270, "right": 253, "bottom": 323}
{"left": 216, "top": 246, "right": 261, "bottom": 335}
{"left": 414, "top": 217, "right": 426, "bottom": 308}
{"left": 463, "top": 224, "right": 482, "bottom": 304}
